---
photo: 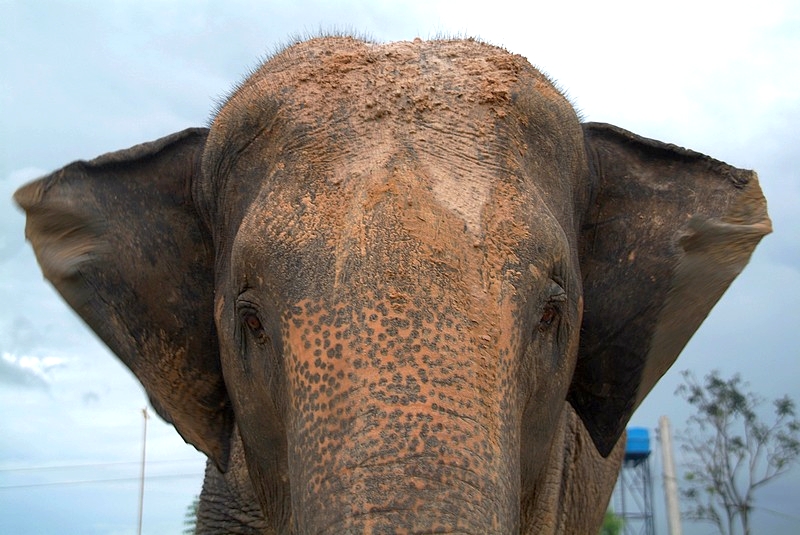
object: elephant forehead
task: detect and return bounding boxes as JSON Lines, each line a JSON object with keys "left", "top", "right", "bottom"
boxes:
{"left": 209, "top": 36, "right": 575, "bottom": 185}
{"left": 207, "top": 36, "right": 583, "bottom": 244}
{"left": 218, "top": 36, "right": 579, "bottom": 304}
{"left": 227, "top": 36, "right": 560, "bottom": 120}
{"left": 230, "top": 163, "right": 570, "bottom": 314}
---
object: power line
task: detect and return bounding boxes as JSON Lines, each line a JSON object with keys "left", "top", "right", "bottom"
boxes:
{"left": 0, "top": 472, "right": 202, "bottom": 490}
{"left": 0, "top": 459, "right": 202, "bottom": 473}
{"left": 754, "top": 506, "right": 800, "bottom": 523}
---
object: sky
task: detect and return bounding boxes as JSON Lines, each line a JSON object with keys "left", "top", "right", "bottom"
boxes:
{"left": 1, "top": 0, "right": 798, "bottom": 533}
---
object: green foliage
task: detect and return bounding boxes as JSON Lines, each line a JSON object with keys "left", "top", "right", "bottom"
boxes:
{"left": 599, "top": 509, "right": 624, "bottom": 535}
{"left": 676, "top": 370, "right": 800, "bottom": 535}
{"left": 183, "top": 495, "right": 199, "bottom": 535}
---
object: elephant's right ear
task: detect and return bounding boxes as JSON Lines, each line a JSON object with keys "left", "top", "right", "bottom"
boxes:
{"left": 570, "top": 123, "right": 771, "bottom": 457}
{"left": 14, "top": 128, "right": 233, "bottom": 469}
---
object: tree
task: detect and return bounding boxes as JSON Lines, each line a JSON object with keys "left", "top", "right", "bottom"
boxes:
{"left": 676, "top": 370, "right": 800, "bottom": 535}
{"left": 599, "top": 509, "right": 623, "bottom": 535}
{"left": 183, "top": 495, "right": 199, "bottom": 535}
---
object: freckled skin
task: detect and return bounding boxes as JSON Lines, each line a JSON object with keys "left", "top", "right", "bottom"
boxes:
{"left": 15, "top": 36, "right": 770, "bottom": 534}
{"left": 283, "top": 296, "right": 517, "bottom": 532}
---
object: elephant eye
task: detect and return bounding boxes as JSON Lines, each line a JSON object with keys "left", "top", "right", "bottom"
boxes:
{"left": 539, "top": 305, "right": 558, "bottom": 328}
{"left": 243, "top": 312, "right": 263, "bottom": 332}
{"left": 236, "top": 297, "right": 270, "bottom": 345}
{"left": 240, "top": 309, "right": 271, "bottom": 345}
{"left": 537, "top": 283, "right": 566, "bottom": 332}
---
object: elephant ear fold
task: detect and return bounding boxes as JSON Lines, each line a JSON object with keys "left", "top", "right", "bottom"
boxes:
{"left": 14, "top": 128, "right": 233, "bottom": 469}
{"left": 570, "top": 122, "right": 771, "bottom": 457}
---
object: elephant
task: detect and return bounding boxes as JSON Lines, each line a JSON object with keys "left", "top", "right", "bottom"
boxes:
{"left": 15, "top": 36, "right": 771, "bottom": 534}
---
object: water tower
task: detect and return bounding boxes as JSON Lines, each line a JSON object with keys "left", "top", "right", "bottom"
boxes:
{"left": 611, "top": 427, "right": 655, "bottom": 535}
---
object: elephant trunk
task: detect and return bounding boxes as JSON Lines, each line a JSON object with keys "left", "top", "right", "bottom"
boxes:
{"left": 282, "top": 295, "right": 521, "bottom": 533}
{"left": 304, "top": 456, "right": 514, "bottom": 534}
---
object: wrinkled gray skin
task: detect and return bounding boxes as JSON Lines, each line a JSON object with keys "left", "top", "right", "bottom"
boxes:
{"left": 15, "top": 37, "right": 771, "bottom": 534}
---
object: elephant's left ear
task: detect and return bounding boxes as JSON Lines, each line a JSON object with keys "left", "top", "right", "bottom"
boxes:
{"left": 14, "top": 128, "right": 234, "bottom": 468}
{"left": 570, "top": 123, "right": 771, "bottom": 457}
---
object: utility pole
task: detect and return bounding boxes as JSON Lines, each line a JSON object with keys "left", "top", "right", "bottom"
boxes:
{"left": 659, "top": 416, "right": 682, "bottom": 535}
{"left": 137, "top": 407, "right": 149, "bottom": 535}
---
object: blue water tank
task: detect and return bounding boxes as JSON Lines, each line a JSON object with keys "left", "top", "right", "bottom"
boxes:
{"left": 625, "top": 427, "right": 651, "bottom": 460}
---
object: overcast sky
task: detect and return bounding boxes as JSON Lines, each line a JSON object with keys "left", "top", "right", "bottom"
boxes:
{"left": 1, "top": 1, "right": 798, "bottom": 534}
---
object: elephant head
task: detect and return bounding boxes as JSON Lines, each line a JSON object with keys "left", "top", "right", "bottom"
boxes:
{"left": 15, "top": 37, "right": 770, "bottom": 534}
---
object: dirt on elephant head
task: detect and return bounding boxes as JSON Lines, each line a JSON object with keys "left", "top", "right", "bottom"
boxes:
{"left": 209, "top": 35, "right": 581, "bottom": 299}
{"left": 204, "top": 36, "right": 590, "bottom": 532}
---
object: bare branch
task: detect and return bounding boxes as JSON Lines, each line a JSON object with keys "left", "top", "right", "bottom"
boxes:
{"left": 676, "top": 370, "right": 800, "bottom": 535}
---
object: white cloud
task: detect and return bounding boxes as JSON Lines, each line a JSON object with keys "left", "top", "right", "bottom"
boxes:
{"left": 2, "top": 352, "right": 65, "bottom": 379}
{"left": 0, "top": 353, "right": 49, "bottom": 389}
